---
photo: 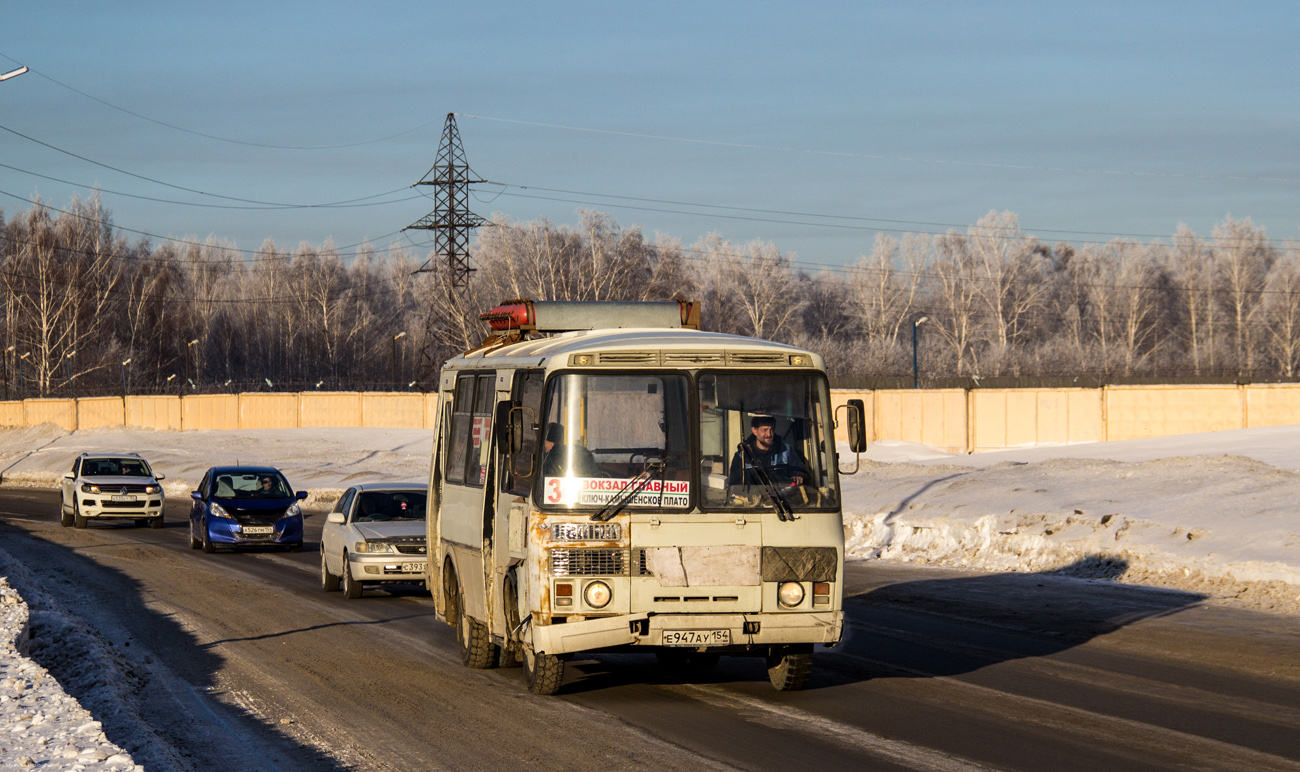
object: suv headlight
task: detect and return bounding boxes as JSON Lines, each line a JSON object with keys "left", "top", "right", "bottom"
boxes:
{"left": 81, "top": 483, "right": 101, "bottom": 494}
{"left": 210, "top": 502, "right": 234, "bottom": 520}
{"left": 144, "top": 485, "right": 159, "bottom": 494}
{"left": 281, "top": 503, "right": 302, "bottom": 519}
{"left": 354, "top": 541, "right": 395, "bottom": 554}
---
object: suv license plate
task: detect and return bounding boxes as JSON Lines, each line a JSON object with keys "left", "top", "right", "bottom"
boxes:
{"left": 401, "top": 562, "right": 427, "bottom": 573}
{"left": 111, "top": 495, "right": 136, "bottom": 502}
{"left": 242, "top": 526, "right": 274, "bottom": 535}
{"left": 662, "top": 630, "right": 730, "bottom": 647}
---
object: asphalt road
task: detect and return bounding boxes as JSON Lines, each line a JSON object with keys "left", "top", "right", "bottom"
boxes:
{"left": 2, "top": 488, "right": 1299, "bottom": 772}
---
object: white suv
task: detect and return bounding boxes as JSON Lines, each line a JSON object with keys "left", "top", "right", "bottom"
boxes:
{"left": 61, "top": 453, "right": 166, "bottom": 529}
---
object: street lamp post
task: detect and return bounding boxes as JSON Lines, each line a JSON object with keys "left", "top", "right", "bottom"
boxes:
{"left": 65, "top": 350, "right": 77, "bottom": 398}
{"left": 3, "top": 346, "right": 13, "bottom": 401}
{"left": 121, "top": 358, "right": 132, "bottom": 397}
{"left": 391, "top": 332, "right": 406, "bottom": 391}
{"left": 912, "top": 316, "right": 928, "bottom": 390}
{"left": 18, "top": 352, "right": 29, "bottom": 399}
{"left": 183, "top": 339, "right": 198, "bottom": 393}
{"left": 0, "top": 66, "right": 27, "bottom": 82}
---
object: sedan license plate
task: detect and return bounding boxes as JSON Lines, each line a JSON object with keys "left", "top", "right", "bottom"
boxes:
{"left": 401, "top": 562, "right": 427, "bottom": 573}
{"left": 111, "top": 495, "right": 136, "bottom": 502}
{"left": 242, "top": 526, "right": 275, "bottom": 535}
{"left": 662, "top": 629, "right": 730, "bottom": 647}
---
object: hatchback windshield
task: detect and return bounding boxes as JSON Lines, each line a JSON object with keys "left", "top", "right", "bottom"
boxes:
{"left": 536, "top": 373, "right": 691, "bottom": 509}
{"left": 214, "top": 472, "right": 292, "bottom": 499}
{"left": 698, "top": 372, "right": 838, "bottom": 512}
{"left": 354, "top": 490, "right": 427, "bottom": 522}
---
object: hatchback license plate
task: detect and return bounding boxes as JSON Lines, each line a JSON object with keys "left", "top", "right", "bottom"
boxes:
{"left": 662, "top": 629, "right": 730, "bottom": 647}
{"left": 401, "top": 562, "right": 426, "bottom": 573}
{"left": 111, "top": 495, "right": 136, "bottom": 502}
{"left": 242, "top": 526, "right": 274, "bottom": 535}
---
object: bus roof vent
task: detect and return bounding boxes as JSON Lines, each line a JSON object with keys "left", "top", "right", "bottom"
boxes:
{"left": 481, "top": 299, "right": 700, "bottom": 333}
{"left": 726, "top": 352, "right": 787, "bottom": 366}
{"left": 597, "top": 351, "right": 660, "bottom": 366}
{"left": 663, "top": 351, "right": 725, "bottom": 366}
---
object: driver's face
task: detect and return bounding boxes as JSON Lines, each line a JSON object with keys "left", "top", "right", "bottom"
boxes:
{"left": 260, "top": 478, "right": 272, "bottom": 489}
{"left": 752, "top": 424, "right": 775, "bottom": 449}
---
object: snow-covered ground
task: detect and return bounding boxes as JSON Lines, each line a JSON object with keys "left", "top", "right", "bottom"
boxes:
{"left": 2, "top": 421, "right": 1299, "bottom": 766}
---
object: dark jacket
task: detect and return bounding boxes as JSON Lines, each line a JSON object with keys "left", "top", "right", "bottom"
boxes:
{"left": 729, "top": 435, "right": 807, "bottom": 486}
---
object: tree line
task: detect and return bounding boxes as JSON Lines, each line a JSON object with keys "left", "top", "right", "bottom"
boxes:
{"left": 2, "top": 196, "right": 1297, "bottom": 397}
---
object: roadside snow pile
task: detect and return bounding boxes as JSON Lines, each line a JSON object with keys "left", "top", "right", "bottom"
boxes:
{"left": 843, "top": 430, "right": 1300, "bottom": 614}
{"left": 0, "top": 563, "right": 142, "bottom": 771}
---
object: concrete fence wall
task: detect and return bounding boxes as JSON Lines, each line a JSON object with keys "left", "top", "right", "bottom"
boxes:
{"left": 3, "top": 384, "right": 1300, "bottom": 452}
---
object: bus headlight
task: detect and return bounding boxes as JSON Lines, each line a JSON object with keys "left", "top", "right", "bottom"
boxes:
{"left": 584, "top": 580, "right": 612, "bottom": 609}
{"left": 778, "top": 582, "right": 804, "bottom": 608}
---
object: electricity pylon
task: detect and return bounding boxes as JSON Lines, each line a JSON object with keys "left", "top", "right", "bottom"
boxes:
{"left": 405, "top": 113, "right": 487, "bottom": 385}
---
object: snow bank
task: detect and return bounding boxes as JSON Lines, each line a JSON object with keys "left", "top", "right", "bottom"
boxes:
{"left": 0, "top": 559, "right": 142, "bottom": 771}
{"left": 841, "top": 429, "right": 1300, "bottom": 614}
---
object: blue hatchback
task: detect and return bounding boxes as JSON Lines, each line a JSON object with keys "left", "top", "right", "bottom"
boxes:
{"left": 189, "top": 466, "right": 307, "bottom": 553}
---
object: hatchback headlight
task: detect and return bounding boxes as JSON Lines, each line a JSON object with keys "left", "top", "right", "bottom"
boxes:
{"left": 584, "top": 581, "right": 612, "bottom": 609}
{"left": 355, "top": 541, "right": 395, "bottom": 554}
{"left": 281, "top": 503, "right": 302, "bottom": 519}
{"left": 778, "top": 582, "right": 805, "bottom": 608}
{"left": 210, "top": 502, "right": 234, "bottom": 520}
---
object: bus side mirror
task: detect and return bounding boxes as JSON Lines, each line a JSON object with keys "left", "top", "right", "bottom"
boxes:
{"left": 846, "top": 399, "right": 867, "bottom": 453}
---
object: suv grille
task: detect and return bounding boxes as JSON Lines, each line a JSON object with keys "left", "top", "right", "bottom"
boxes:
{"left": 395, "top": 544, "right": 427, "bottom": 555}
{"left": 550, "top": 548, "right": 627, "bottom": 576}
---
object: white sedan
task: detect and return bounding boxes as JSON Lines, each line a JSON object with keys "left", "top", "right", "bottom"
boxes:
{"left": 320, "top": 483, "right": 428, "bottom": 599}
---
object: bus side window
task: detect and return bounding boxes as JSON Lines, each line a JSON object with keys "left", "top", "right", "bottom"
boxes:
{"left": 504, "top": 369, "right": 545, "bottom": 496}
{"left": 464, "top": 374, "right": 496, "bottom": 488}
{"left": 446, "top": 376, "right": 476, "bottom": 485}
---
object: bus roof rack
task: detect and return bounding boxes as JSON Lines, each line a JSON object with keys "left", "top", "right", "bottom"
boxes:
{"left": 480, "top": 299, "right": 700, "bottom": 334}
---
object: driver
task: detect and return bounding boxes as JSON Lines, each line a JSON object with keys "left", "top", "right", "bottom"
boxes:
{"left": 541, "top": 422, "right": 605, "bottom": 478}
{"left": 253, "top": 475, "right": 280, "bottom": 497}
{"left": 729, "top": 414, "right": 808, "bottom": 487}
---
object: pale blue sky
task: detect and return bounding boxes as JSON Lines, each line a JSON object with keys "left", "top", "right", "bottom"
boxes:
{"left": 1, "top": 1, "right": 1298, "bottom": 267}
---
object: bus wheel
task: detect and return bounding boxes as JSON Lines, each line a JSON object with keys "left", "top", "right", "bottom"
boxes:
{"left": 458, "top": 590, "right": 495, "bottom": 669}
{"left": 766, "top": 645, "right": 813, "bottom": 691}
{"left": 522, "top": 643, "right": 565, "bottom": 695}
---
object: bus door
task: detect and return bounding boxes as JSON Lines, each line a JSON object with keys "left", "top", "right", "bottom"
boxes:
{"left": 495, "top": 368, "right": 545, "bottom": 637}
{"left": 440, "top": 370, "right": 497, "bottom": 623}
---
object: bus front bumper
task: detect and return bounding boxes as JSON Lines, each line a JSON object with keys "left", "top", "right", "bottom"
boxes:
{"left": 529, "top": 611, "right": 843, "bottom": 656}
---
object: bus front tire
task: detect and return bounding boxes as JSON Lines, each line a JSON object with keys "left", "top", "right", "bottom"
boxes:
{"left": 766, "top": 645, "right": 813, "bottom": 691}
{"left": 522, "top": 643, "right": 564, "bottom": 695}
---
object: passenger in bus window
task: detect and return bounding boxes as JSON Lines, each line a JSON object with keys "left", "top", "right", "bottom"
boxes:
{"left": 541, "top": 422, "right": 604, "bottom": 479}
{"left": 729, "top": 414, "right": 808, "bottom": 487}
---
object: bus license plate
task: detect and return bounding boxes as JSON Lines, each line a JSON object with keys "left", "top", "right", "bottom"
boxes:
{"left": 401, "top": 562, "right": 426, "bottom": 573}
{"left": 242, "top": 526, "right": 274, "bottom": 535}
{"left": 662, "top": 630, "right": 730, "bottom": 647}
{"left": 111, "top": 495, "right": 136, "bottom": 502}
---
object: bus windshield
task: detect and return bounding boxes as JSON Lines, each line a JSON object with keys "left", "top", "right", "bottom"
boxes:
{"left": 536, "top": 373, "right": 691, "bottom": 510}
{"left": 698, "top": 372, "right": 839, "bottom": 512}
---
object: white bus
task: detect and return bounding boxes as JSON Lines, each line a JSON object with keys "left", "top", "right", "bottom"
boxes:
{"left": 427, "top": 300, "right": 866, "bottom": 694}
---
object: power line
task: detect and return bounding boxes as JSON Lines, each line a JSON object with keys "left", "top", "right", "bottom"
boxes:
{"left": 0, "top": 188, "right": 411, "bottom": 263}
{"left": 0, "top": 53, "right": 443, "bottom": 151}
{"left": 457, "top": 113, "right": 1300, "bottom": 186}
{"left": 0, "top": 161, "right": 423, "bottom": 211}
{"left": 0, "top": 122, "right": 417, "bottom": 209}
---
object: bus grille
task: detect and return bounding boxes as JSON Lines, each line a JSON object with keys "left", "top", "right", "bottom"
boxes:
{"left": 550, "top": 548, "right": 628, "bottom": 576}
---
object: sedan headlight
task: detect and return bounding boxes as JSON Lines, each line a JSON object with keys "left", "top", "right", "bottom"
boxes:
{"left": 777, "top": 581, "right": 805, "bottom": 608}
{"left": 209, "top": 502, "right": 234, "bottom": 520}
{"left": 80, "top": 483, "right": 101, "bottom": 494}
{"left": 281, "top": 503, "right": 302, "bottom": 519}
{"left": 354, "top": 541, "right": 395, "bottom": 554}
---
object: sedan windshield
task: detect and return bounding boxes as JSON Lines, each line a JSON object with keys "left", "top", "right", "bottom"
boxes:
{"left": 214, "top": 472, "right": 292, "bottom": 499}
{"left": 536, "top": 373, "right": 691, "bottom": 510}
{"left": 698, "top": 372, "right": 838, "bottom": 512}
{"left": 354, "top": 490, "right": 427, "bottom": 522}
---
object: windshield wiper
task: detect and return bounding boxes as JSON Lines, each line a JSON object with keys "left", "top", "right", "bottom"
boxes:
{"left": 738, "top": 441, "right": 795, "bottom": 522}
{"left": 591, "top": 459, "right": 664, "bottom": 522}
